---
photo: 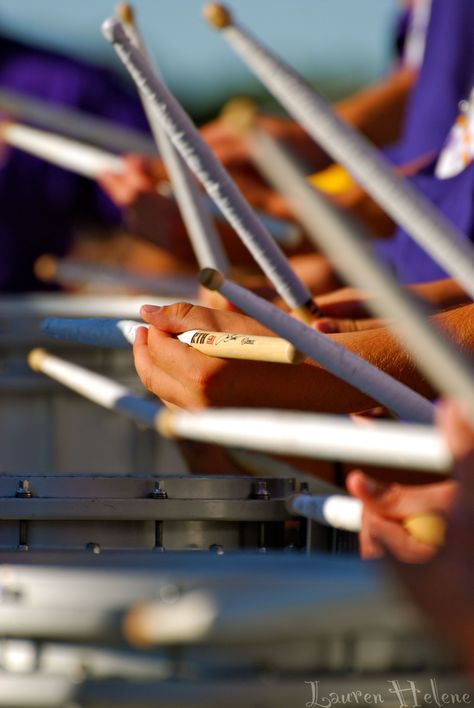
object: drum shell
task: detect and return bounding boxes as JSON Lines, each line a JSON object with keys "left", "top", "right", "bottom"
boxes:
{"left": 0, "top": 475, "right": 295, "bottom": 552}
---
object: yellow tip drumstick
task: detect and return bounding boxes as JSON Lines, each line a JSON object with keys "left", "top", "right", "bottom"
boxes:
{"left": 402, "top": 513, "right": 446, "bottom": 547}
{"left": 202, "top": 2, "right": 232, "bottom": 29}
{"left": 115, "top": 2, "right": 135, "bottom": 25}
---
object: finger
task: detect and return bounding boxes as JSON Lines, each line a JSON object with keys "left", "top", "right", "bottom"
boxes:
{"left": 139, "top": 303, "right": 272, "bottom": 337}
{"left": 368, "top": 515, "right": 437, "bottom": 563}
{"left": 359, "top": 509, "right": 385, "bottom": 560}
{"left": 346, "top": 471, "right": 455, "bottom": 520}
{"left": 98, "top": 171, "right": 134, "bottom": 206}
{"left": 313, "top": 318, "right": 385, "bottom": 333}
{"left": 132, "top": 327, "right": 194, "bottom": 408}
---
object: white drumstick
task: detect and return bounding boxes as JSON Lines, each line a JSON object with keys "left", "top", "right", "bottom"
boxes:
{"left": 0, "top": 122, "right": 124, "bottom": 179}
{"left": 204, "top": 4, "right": 474, "bottom": 301}
{"left": 158, "top": 408, "right": 449, "bottom": 472}
{"left": 116, "top": 3, "right": 229, "bottom": 273}
{"left": 200, "top": 269, "right": 435, "bottom": 424}
{"left": 0, "top": 87, "right": 157, "bottom": 155}
{"left": 244, "top": 126, "right": 474, "bottom": 422}
{"left": 28, "top": 349, "right": 161, "bottom": 427}
{"left": 289, "top": 494, "right": 362, "bottom": 532}
{"left": 102, "top": 17, "right": 319, "bottom": 322}
{"left": 35, "top": 255, "right": 198, "bottom": 297}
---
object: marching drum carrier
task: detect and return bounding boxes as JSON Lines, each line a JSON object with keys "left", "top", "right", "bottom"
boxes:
{"left": 0, "top": 474, "right": 300, "bottom": 553}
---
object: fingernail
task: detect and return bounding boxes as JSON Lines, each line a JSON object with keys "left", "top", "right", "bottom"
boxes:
{"left": 141, "top": 305, "right": 162, "bottom": 315}
{"left": 313, "top": 320, "right": 337, "bottom": 334}
{"left": 361, "top": 477, "right": 382, "bottom": 496}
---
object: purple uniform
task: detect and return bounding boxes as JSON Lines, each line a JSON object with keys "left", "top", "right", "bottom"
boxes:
{"left": 381, "top": 0, "right": 474, "bottom": 283}
{"left": 0, "top": 37, "right": 147, "bottom": 292}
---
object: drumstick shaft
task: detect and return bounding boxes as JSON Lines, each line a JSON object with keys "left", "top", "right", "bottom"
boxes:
{"left": 102, "top": 17, "right": 318, "bottom": 321}
{"left": 245, "top": 126, "right": 474, "bottom": 422}
{"left": 205, "top": 4, "right": 474, "bottom": 301}
{"left": 117, "top": 4, "right": 229, "bottom": 273}
{"left": 0, "top": 86, "right": 157, "bottom": 155}
{"left": 199, "top": 269, "right": 435, "bottom": 423}
{"left": 158, "top": 408, "right": 450, "bottom": 472}
{"left": 28, "top": 349, "right": 161, "bottom": 427}
{"left": 0, "top": 122, "right": 124, "bottom": 178}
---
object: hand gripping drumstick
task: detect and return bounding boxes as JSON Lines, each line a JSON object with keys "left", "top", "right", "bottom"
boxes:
{"left": 41, "top": 316, "right": 304, "bottom": 364}
{"left": 238, "top": 123, "right": 474, "bottom": 423}
{"left": 199, "top": 268, "right": 435, "bottom": 424}
{"left": 287, "top": 494, "right": 446, "bottom": 548}
{"left": 101, "top": 17, "right": 320, "bottom": 322}
{"left": 116, "top": 3, "right": 229, "bottom": 274}
{"left": 203, "top": 3, "right": 474, "bottom": 302}
{"left": 28, "top": 346, "right": 449, "bottom": 472}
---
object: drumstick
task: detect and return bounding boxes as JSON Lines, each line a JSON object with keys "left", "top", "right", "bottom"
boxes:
{"left": 28, "top": 346, "right": 448, "bottom": 472}
{"left": 199, "top": 268, "right": 435, "bottom": 423}
{"left": 0, "top": 117, "right": 299, "bottom": 251}
{"left": 41, "top": 317, "right": 304, "bottom": 363}
{"left": 35, "top": 255, "right": 198, "bottom": 297}
{"left": 102, "top": 17, "right": 320, "bottom": 322}
{"left": 288, "top": 494, "right": 446, "bottom": 547}
{"left": 157, "top": 408, "right": 450, "bottom": 472}
{"left": 203, "top": 3, "right": 474, "bottom": 302}
{"left": 239, "top": 123, "right": 474, "bottom": 422}
{"left": 116, "top": 3, "right": 229, "bottom": 274}
{"left": 0, "top": 121, "right": 124, "bottom": 179}
{"left": 0, "top": 87, "right": 157, "bottom": 155}
{"left": 28, "top": 349, "right": 162, "bottom": 427}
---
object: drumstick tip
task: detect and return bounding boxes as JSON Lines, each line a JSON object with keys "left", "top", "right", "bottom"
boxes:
{"left": 156, "top": 408, "right": 176, "bottom": 438}
{"left": 101, "top": 16, "right": 124, "bottom": 44}
{"left": 199, "top": 267, "right": 224, "bottom": 291}
{"left": 34, "top": 254, "right": 58, "bottom": 282}
{"left": 220, "top": 96, "right": 256, "bottom": 133}
{"left": 202, "top": 3, "right": 232, "bottom": 29}
{"left": 116, "top": 2, "right": 134, "bottom": 25}
{"left": 28, "top": 348, "right": 47, "bottom": 372}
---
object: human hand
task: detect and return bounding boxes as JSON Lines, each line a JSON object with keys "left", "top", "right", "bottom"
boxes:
{"left": 346, "top": 470, "right": 457, "bottom": 562}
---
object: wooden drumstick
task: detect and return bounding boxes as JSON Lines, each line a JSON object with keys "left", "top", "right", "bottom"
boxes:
{"left": 41, "top": 316, "right": 303, "bottom": 364}
{"left": 203, "top": 3, "right": 474, "bottom": 303}
{"left": 102, "top": 17, "right": 320, "bottom": 322}
{"left": 0, "top": 121, "right": 124, "bottom": 178}
{"left": 288, "top": 494, "right": 446, "bottom": 547}
{"left": 199, "top": 268, "right": 435, "bottom": 423}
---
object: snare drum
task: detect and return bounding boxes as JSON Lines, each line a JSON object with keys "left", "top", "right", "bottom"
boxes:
{"left": 0, "top": 475, "right": 296, "bottom": 553}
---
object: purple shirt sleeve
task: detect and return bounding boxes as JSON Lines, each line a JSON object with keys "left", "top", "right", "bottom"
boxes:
{"left": 0, "top": 38, "right": 148, "bottom": 292}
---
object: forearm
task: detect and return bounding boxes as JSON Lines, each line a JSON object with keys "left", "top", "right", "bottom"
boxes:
{"left": 336, "top": 67, "right": 417, "bottom": 147}
{"left": 410, "top": 279, "right": 472, "bottom": 311}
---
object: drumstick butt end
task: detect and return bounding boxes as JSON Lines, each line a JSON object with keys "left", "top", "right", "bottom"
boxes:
{"left": 202, "top": 3, "right": 232, "bottom": 29}
{"left": 34, "top": 254, "right": 58, "bottom": 282}
{"left": 199, "top": 267, "right": 224, "bottom": 292}
{"left": 28, "top": 348, "right": 47, "bottom": 372}
{"left": 156, "top": 409, "right": 176, "bottom": 438}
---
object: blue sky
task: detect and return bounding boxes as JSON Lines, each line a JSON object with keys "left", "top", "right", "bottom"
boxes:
{"left": 0, "top": 0, "right": 399, "bottom": 111}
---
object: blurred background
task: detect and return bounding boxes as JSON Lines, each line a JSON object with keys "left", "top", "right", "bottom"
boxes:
{"left": 0, "top": 0, "right": 400, "bottom": 120}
